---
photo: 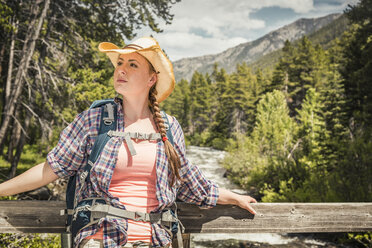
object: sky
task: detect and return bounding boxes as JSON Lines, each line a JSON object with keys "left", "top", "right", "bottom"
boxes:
{"left": 133, "top": 0, "right": 359, "bottom": 61}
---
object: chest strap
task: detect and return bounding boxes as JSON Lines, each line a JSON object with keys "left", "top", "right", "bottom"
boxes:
{"left": 70, "top": 202, "right": 185, "bottom": 247}
{"left": 86, "top": 204, "right": 176, "bottom": 223}
{"left": 107, "top": 130, "right": 161, "bottom": 156}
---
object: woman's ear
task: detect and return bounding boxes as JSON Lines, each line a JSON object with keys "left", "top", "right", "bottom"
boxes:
{"left": 148, "top": 73, "right": 157, "bottom": 87}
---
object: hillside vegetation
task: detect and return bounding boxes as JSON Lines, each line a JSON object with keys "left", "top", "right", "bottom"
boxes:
{"left": 249, "top": 14, "right": 349, "bottom": 71}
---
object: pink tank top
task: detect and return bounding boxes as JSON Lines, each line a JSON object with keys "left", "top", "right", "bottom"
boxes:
{"left": 88, "top": 139, "right": 159, "bottom": 242}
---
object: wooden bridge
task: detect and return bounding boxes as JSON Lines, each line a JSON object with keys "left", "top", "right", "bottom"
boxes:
{"left": 0, "top": 201, "right": 371, "bottom": 247}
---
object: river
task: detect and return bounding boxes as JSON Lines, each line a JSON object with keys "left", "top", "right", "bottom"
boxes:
{"left": 185, "top": 146, "right": 351, "bottom": 248}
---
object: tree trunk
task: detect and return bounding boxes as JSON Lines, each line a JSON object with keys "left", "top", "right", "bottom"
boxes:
{"left": 0, "top": 19, "right": 17, "bottom": 158}
{"left": 2, "top": 23, "right": 19, "bottom": 155}
{"left": 7, "top": 116, "right": 20, "bottom": 163}
{"left": 4, "top": 19, "right": 19, "bottom": 108}
{"left": 8, "top": 112, "right": 31, "bottom": 179}
{"left": 0, "top": 118, "right": 12, "bottom": 157}
{"left": 0, "top": 0, "right": 50, "bottom": 147}
{"left": 7, "top": 101, "right": 22, "bottom": 162}
{"left": 0, "top": 42, "right": 5, "bottom": 83}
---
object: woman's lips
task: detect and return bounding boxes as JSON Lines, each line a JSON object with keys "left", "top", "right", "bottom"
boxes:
{"left": 117, "top": 79, "right": 127, "bottom": 83}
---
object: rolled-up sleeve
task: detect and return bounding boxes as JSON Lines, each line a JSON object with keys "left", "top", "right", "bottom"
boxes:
{"left": 47, "top": 111, "right": 90, "bottom": 178}
{"left": 170, "top": 117, "right": 219, "bottom": 209}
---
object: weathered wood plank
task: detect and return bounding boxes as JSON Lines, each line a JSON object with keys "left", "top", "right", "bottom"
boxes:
{"left": 0, "top": 201, "right": 371, "bottom": 233}
{"left": 0, "top": 201, "right": 66, "bottom": 233}
{"left": 178, "top": 203, "right": 372, "bottom": 233}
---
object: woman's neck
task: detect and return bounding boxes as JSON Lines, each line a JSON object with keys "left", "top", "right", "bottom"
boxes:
{"left": 121, "top": 94, "right": 152, "bottom": 123}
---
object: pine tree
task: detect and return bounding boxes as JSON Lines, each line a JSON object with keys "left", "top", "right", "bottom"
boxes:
{"left": 209, "top": 62, "right": 258, "bottom": 147}
{"left": 211, "top": 63, "right": 228, "bottom": 101}
{"left": 252, "top": 90, "right": 297, "bottom": 198}
{"left": 329, "top": 0, "right": 372, "bottom": 201}
{"left": 223, "top": 90, "right": 297, "bottom": 200}
{"left": 189, "top": 71, "right": 212, "bottom": 134}
{"left": 287, "top": 36, "right": 318, "bottom": 114}
{"left": 208, "top": 70, "right": 230, "bottom": 148}
{"left": 342, "top": 0, "right": 372, "bottom": 130}
{"left": 255, "top": 68, "right": 268, "bottom": 96}
{"left": 161, "top": 79, "right": 191, "bottom": 133}
{"left": 270, "top": 40, "right": 295, "bottom": 94}
{"left": 252, "top": 90, "right": 296, "bottom": 159}
{"left": 296, "top": 88, "right": 330, "bottom": 201}
{"left": 229, "top": 63, "right": 256, "bottom": 133}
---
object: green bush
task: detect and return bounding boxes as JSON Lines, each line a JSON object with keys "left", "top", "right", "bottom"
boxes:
{"left": 0, "top": 233, "right": 60, "bottom": 248}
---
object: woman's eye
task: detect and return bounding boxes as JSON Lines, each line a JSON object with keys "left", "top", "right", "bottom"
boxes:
{"left": 130, "top": 63, "right": 138, "bottom": 68}
{"left": 117, "top": 61, "right": 122, "bottom": 66}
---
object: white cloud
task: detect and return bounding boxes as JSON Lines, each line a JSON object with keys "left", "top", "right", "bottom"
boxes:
{"left": 166, "top": 0, "right": 266, "bottom": 38}
{"left": 151, "top": 32, "right": 248, "bottom": 61}
{"left": 134, "top": 0, "right": 266, "bottom": 60}
{"left": 246, "top": 0, "right": 315, "bottom": 13}
{"left": 132, "top": 0, "right": 355, "bottom": 61}
{"left": 311, "top": 0, "right": 359, "bottom": 15}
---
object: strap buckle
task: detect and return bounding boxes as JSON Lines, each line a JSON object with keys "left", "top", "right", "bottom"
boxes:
{"left": 103, "top": 104, "right": 115, "bottom": 126}
{"left": 133, "top": 132, "right": 146, "bottom": 140}
{"left": 134, "top": 211, "right": 147, "bottom": 221}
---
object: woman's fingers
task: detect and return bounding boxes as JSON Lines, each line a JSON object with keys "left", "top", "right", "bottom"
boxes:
{"left": 246, "top": 204, "right": 257, "bottom": 215}
{"left": 216, "top": 188, "right": 257, "bottom": 215}
{"left": 240, "top": 195, "right": 257, "bottom": 215}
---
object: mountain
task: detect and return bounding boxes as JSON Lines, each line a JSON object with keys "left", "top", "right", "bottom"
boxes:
{"left": 173, "top": 13, "right": 343, "bottom": 81}
{"left": 249, "top": 14, "right": 349, "bottom": 72}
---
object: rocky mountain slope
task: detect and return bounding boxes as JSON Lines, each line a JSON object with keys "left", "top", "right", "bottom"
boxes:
{"left": 173, "top": 13, "right": 342, "bottom": 81}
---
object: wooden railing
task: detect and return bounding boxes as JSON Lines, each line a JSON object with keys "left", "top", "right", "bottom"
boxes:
{"left": 1, "top": 201, "right": 371, "bottom": 247}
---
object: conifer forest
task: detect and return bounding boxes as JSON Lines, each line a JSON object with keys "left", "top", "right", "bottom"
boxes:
{"left": 0, "top": 0, "right": 371, "bottom": 246}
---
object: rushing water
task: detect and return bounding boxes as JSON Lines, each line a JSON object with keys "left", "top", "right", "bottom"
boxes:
{"left": 185, "top": 146, "right": 350, "bottom": 248}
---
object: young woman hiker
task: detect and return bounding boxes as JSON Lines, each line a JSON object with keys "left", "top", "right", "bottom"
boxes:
{"left": 0, "top": 37, "right": 257, "bottom": 248}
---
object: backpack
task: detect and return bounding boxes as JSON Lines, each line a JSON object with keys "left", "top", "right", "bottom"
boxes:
{"left": 60, "top": 99, "right": 183, "bottom": 248}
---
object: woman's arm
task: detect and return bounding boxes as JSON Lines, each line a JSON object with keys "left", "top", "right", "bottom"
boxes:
{"left": 0, "top": 161, "right": 59, "bottom": 197}
{"left": 217, "top": 187, "right": 257, "bottom": 215}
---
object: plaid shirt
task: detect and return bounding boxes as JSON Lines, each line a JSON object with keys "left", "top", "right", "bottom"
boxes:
{"left": 47, "top": 99, "right": 219, "bottom": 248}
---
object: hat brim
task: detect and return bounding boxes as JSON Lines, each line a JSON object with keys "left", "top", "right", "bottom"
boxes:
{"left": 98, "top": 39, "right": 175, "bottom": 103}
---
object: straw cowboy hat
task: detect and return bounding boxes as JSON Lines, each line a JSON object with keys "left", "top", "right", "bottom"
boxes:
{"left": 98, "top": 37, "right": 175, "bottom": 103}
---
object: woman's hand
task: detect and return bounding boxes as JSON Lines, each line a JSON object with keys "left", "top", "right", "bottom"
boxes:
{"left": 217, "top": 187, "right": 257, "bottom": 215}
{"left": 235, "top": 194, "right": 257, "bottom": 214}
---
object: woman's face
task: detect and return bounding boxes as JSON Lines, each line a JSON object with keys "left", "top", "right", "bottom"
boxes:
{"left": 113, "top": 52, "right": 156, "bottom": 98}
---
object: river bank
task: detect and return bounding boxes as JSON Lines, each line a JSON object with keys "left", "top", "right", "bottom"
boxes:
{"left": 186, "top": 146, "right": 359, "bottom": 248}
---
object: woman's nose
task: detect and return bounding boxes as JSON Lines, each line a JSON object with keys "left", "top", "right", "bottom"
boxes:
{"left": 117, "top": 65, "right": 126, "bottom": 75}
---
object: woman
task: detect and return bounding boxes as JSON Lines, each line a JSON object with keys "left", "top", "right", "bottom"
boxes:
{"left": 0, "top": 37, "right": 257, "bottom": 248}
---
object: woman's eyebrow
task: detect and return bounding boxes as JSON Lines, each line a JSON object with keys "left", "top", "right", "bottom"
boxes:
{"left": 128, "top": 59, "right": 141, "bottom": 64}
{"left": 118, "top": 57, "right": 141, "bottom": 64}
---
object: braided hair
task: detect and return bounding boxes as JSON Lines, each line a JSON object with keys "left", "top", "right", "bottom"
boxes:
{"left": 148, "top": 85, "right": 181, "bottom": 186}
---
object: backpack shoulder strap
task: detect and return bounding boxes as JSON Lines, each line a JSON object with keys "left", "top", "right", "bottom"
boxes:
{"left": 64, "top": 99, "right": 118, "bottom": 228}
{"left": 89, "top": 98, "right": 116, "bottom": 109}
{"left": 88, "top": 98, "right": 118, "bottom": 165}
{"left": 160, "top": 110, "right": 174, "bottom": 147}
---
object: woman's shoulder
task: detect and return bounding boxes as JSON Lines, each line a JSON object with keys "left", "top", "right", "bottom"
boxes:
{"left": 164, "top": 113, "right": 174, "bottom": 124}
{"left": 80, "top": 106, "right": 102, "bottom": 123}
{"left": 164, "top": 113, "right": 182, "bottom": 129}
{"left": 69, "top": 107, "right": 102, "bottom": 136}
{"left": 165, "top": 114, "right": 184, "bottom": 138}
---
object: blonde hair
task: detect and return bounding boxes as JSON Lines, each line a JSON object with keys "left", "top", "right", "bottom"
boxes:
{"left": 137, "top": 54, "right": 181, "bottom": 186}
{"left": 148, "top": 85, "right": 181, "bottom": 186}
